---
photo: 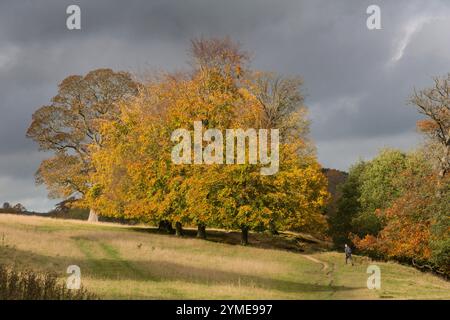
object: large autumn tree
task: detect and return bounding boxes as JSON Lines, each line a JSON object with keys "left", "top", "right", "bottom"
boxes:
{"left": 176, "top": 38, "right": 327, "bottom": 243}
{"left": 88, "top": 38, "right": 251, "bottom": 234}
{"left": 27, "top": 69, "right": 139, "bottom": 221}
{"left": 87, "top": 38, "right": 329, "bottom": 244}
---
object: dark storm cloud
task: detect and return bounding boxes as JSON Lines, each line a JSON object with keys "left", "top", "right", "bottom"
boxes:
{"left": 1, "top": 0, "right": 449, "bottom": 211}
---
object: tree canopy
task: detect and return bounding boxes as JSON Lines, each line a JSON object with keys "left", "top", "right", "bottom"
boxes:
{"left": 83, "top": 38, "right": 328, "bottom": 244}
{"left": 27, "top": 69, "right": 139, "bottom": 220}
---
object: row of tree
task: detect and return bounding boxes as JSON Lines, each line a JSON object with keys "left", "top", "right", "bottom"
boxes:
{"left": 27, "top": 37, "right": 329, "bottom": 244}
{"left": 0, "top": 202, "right": 26, "bottom": 213}
{"left": 329, "top": 75, "right": 449, "bottom": 276}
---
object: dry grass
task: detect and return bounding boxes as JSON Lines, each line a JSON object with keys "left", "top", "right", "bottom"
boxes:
{"left": 0, "top": 214, "right": 449, "bottom": 299}
{"left": 0, "top": 264, "right": 96, "bottom": 300}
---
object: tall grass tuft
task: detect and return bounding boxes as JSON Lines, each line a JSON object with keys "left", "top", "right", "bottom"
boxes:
{"left": 0, "top": 264, "right": 97, "bottom": 300}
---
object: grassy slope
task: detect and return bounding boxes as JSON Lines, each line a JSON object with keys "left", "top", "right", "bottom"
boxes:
{"left": 0, "top": 214, "right": 448, "bottom": 299}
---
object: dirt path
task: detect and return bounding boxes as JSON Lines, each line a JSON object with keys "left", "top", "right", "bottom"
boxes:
{"left": 301, "top": 254, "right": 329, "bottom": 272}
{"left": 301, "top": 254, "right": 337, "bottom": 298}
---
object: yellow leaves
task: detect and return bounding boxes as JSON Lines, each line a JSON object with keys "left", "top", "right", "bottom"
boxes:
{"left": 83, "top": 40, "right": 328, "bottom": 235}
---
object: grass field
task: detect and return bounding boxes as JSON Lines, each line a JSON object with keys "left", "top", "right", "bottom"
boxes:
{"left": 0, "top": 214, "right": 448, "bottom": 299}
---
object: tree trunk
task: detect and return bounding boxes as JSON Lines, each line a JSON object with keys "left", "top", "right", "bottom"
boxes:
{"left": 158, "top": 220, "right": 174, "bottom": 233}
{"left": 436, "top": 152, "right": 448, "bottom": 197}
{"left": 241, "top": 226, "right": 249, "bottom": 246}
{"left": 175, "top": 222, "right": 183, "bottom": 237}
{"left": 196, "top": 224, "right": 207, "bottom": 239}
{"left": 87, "top": 208, "right": 99, "bottom": 222}
{"left": 269, "top": 221, "right": 279, "bottom": 235}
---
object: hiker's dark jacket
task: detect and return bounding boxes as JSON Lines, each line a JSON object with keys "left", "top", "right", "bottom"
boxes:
{"left": 345, "top": 247, "right": 352, "bottom": 256}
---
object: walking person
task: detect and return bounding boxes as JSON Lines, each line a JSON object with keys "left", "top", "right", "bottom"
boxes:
{"left": 344, "top": 244, "right": 354, "bottom": 266}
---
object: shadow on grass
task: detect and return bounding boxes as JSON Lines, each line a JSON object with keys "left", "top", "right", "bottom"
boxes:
{"left": 0, "top": 246, "right": 360, "bottom": 294}
{"left": 127, "top": 226, "right": 326, "bottom": 254}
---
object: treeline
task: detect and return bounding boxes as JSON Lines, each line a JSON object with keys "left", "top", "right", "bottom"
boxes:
{"left": 0, "top": 202, "right": 26, "bottom": 213}
{"left": 329, "top": 75, "right": 450, "bottom": 277}
{"left": 0, "top": 202, "right": 41, "bottom": 216}
{"left": 27, "top": 37, "right": 329, "bottom": 245}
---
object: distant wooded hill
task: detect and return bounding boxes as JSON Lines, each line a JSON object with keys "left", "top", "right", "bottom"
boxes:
{"left": 321, "top": 168, "right": 348, "bottom": 217}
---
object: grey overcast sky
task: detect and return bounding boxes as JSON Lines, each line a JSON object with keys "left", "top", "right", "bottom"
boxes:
{"left": 1, "top": 0, "right": 450, "bottom": 212}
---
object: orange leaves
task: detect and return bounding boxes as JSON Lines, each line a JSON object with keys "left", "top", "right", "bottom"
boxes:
{"left": 417, "top": 119, "right": 440, "bottom": 133}
{"left": 351, "top": 234, "right": 378, "bottom": 252}
{"left": 353, "top": 172, "right": 442, "bottom": 262}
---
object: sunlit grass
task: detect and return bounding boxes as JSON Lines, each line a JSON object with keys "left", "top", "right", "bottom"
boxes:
{"left": 0, "top": 214, "right": 448, "bottom": 299}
